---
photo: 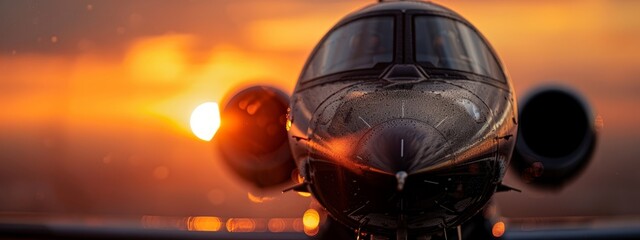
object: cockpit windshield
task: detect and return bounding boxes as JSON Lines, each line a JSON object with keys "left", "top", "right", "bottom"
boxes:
{"left": 302, "top": 16, "right": 394, "bottom": 82}
{"left": 414, "top": 16, "right": 505, "bottom": 81}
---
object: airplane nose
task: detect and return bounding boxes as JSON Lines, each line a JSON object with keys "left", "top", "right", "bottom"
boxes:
{"left": 354, "top": 119, "right": 450, "bottom": 174}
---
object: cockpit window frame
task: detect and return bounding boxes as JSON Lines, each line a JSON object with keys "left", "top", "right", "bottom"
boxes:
{"left": 410, "top": 13, "right": 507, "bottom": 83}
{"left": 299, "top": 13, "right": 400, "bottom": 83}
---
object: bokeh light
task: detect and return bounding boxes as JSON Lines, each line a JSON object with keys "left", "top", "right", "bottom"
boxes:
{"left": 268, "top": 218, "right": 286, "bottom": 232}
{"left": 187, "top": 216, "right": 222, "bottom": 232}
{"left": 226, "top": 218, "right": 257, "bottom": 232}
{"left": 492, "top": 221, "right": 506, "bottom": 238}
{"left": 302, "top": 208, "right": 320, "bottom": 236}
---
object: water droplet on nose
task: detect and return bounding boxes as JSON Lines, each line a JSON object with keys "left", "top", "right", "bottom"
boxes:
{"left": 456, "top": 98, "right": 483, "bottom": 123}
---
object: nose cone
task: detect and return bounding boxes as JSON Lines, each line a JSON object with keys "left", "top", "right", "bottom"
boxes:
{"left": 355, "top": 119, "right": 450, "bottom": 174}
{"left": 306, "top": 87, "right": 502, "bottom": 235}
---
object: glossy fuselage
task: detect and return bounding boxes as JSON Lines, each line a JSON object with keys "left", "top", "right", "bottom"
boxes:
{"left": 287, "top": 1, "right": 517, "bottom": 235}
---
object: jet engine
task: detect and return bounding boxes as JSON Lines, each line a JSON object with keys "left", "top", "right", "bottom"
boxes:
{"left": 512, "top": 86, "right": 597, "bottom": 189}
{"left": 215, "top": 86, "right": 296, "bottom": 189}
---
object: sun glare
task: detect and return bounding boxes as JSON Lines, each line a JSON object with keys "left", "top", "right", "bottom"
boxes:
{"left": 126, "top": 35, "right": 191, "bottom": 82}
{"left": 190, "top": 102, "right": 221, "bottom": 141}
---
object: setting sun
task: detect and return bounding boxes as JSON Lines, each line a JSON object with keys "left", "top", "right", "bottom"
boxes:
{"left": 190, "top": 102, "right": 221, "bottom": 141}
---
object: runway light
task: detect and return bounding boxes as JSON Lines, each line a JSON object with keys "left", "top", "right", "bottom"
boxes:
{"left": 303, "top": 209, "right": 320, "bottom": 229}
{"left": 302, "top": 209, "right": 320, "bottom": 236}
{"left": 492, "top": 221, "right": 506, "bottom": 238}
{"left": 190, "top": 102, "right": 221, "bottom": 141}
{"left": 226, "top": 218, "right": 256, "bottom": 232}
{"left": 187, "top": 216, "right": 222, "bottom": 232}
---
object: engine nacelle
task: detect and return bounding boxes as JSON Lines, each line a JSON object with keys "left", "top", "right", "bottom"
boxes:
{"left": 215, "top": 86, "right": 296, "bottom": 189}
{"left": 512, "top": 86, "right": 597, "bottom": 189}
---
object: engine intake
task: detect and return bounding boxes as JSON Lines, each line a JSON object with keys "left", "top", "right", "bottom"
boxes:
{"left": 512, "top": 86, "right": 597, "bottom": 189}
{"left": 215, "top": 86, "right": 296, "bottom": 189}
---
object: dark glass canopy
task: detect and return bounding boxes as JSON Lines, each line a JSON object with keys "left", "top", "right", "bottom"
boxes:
{"left": 302, "top": 14, "right": 505, "bottom": 82}
{"left": 414, "top": 16, "right": 504, "bottom": 81}
{"left": 302, "top": 16, "right": 394, "bottom": 81}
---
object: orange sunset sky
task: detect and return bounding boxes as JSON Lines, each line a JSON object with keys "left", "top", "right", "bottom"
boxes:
{"left": 1, "top": 0, "right": 640, "bottom": 221}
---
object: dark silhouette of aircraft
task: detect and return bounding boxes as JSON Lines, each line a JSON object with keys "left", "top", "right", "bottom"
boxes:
{"left": 214, "top": 1, "right": 600, "bottom": 239}
{"left": 1, "top": 1, "right": 637, "bottom": 240}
